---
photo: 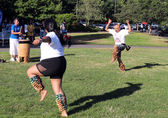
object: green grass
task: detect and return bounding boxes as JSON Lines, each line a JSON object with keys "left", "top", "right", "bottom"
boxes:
{"left": 70, "top": 32, "right": 168, "bottom": 47}
{"left": 1, "top": 47, "right": 168, "bottom": 118}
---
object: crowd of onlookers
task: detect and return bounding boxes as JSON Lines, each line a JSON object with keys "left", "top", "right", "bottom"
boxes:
{"left": 0, "top": 19, "right": 69, "bottom": 41}
{"left": 0, "top": 19, "right": 37, "bottom": 42}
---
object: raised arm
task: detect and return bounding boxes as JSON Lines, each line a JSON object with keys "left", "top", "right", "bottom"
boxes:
{"left": 126, "top": 20, "right": 131, "bottom": 33}
{"left": 105, "top": 19, "right": 112, "bottom": 32}
{"left": 33, "top": 36, "right": 51, "bottom": 45}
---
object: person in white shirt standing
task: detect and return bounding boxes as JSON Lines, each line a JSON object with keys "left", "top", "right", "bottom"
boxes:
{"left": 105, "top": 19, "right": 131, "bottom": 71}
{"left": 27, "top": 19, "right": 68, "bottom": 117}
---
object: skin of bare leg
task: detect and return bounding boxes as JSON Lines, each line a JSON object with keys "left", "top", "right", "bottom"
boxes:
{"left": 110, "top": 45, "right": 118, "bottom": 63}
{"left": 50, "top": 79, "right": 68, "bottom": 117}
{"left": 27, "top": 64, "right": 48, "bottom": 102}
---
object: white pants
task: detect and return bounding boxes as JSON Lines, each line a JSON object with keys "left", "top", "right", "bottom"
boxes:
{"left": 9, "top": 38, "right": 19, "bottom": 56}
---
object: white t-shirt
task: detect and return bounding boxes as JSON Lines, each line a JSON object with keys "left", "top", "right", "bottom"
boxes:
{"left": 109, "top": 29, "right": 129, "bottom": 45}
{"left": 40, "top": 32, "right": 64, "bottom": 61}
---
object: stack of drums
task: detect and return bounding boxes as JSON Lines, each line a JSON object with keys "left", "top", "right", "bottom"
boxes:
{"left": 18, "top": 39, "right": 30, "bottom": 63}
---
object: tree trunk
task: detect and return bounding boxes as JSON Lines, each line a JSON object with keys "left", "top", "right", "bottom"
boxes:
{"left": 86, "top": 20, "right": 90, "bottom": 26}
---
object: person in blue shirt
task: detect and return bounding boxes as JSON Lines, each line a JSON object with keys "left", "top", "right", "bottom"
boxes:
{"left": 9, "top": 18, "right": 22, "bottom": 61}
{"left": 60, "top": 20, "right": 67, "bottom": 35}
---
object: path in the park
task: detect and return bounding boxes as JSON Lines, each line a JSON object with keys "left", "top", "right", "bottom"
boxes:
{"left": 0, "top": 44, "right": 168, "bottom": 52}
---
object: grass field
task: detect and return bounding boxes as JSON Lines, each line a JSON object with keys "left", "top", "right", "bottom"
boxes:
{"left": 1, "top": 47, "right": 168, "bottom": 118}
{"left": 70, "top": 32, "right": 168, "bottom": 47}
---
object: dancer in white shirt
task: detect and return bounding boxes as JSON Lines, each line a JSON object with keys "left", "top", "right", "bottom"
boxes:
{"left": 105, "top": 19, "right": 132, "bottom": 71}
{"left": 27, "top": 19, "right": 68, "bottom": 117}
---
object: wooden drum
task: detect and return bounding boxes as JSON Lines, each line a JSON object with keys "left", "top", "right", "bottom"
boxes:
{"left": 18, "top": 39, "right": 30, "bottom": 63}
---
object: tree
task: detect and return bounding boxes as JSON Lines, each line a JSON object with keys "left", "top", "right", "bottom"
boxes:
{"left": 148, "top": 0, "right": 168, "bottom": 25}
{"left": 61, "top": 0, "right": 76, "bottom": 13}
{"left": 76, "top": 0, "right": 104, "bottom": 26}
{"left": 114, "top": 0, "right": 142, "bottom": 23}
{"left": 102, "top": 0, "right": 115, "bottom": 18}
{"left": 14, "top": 0, "right": 62, "bottom": 21}
{"left": 114, "top": 0, "right": 168, "bottom": 24}
{"left": 0, "top": 0, "right": 16, "bottom": 21}
{"left": 55, "top": 13, "right": 76, "bottom": 29}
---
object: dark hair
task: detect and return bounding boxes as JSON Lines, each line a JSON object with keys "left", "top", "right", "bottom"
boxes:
{"left": 43, "top": 19, "right": 71, "bottom": 47}
{"left": 43, "top": 19, "right": 58, "bottom": 32}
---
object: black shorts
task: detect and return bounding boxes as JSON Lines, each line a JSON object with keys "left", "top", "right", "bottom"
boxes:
{"left": 117, "top": 44, "right": 126, "bottom": 57}
{"left": 36, "top": 56, "right": 66, "bottom": 79}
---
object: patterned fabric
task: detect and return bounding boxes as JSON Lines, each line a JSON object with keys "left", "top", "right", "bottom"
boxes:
{"left": 29, "top": 76, "right": 44, "bottom": 93}
{"left": 27, "top": 25, "right": 35, "bottom": 36}
{"left": 56, "top": 94, "right": 67, "bottom": 112}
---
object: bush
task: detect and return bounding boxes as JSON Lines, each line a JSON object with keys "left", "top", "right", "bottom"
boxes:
{"left": 55, "top": 13, "right": 76, "bottom": 30}
{"left": 69, "top": 22, "right": 101, "bottom": 32}
{"left": 69, "top": 22, "right": 86, "bottom": 32}
{"left": 85, "top": 26, "right": 100, "bottom": 32}
{"left": 55, "top": 13, "right": 100, "bottom": 32}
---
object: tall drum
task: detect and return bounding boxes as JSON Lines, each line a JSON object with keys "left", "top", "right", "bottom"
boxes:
{"left": 18, "top": 39, "right": 30, "bottom": 63}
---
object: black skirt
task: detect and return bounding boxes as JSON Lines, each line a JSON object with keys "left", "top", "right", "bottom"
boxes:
{"left": 117, "top": 44, "right": 126, "bottom": 57}
{"left": 36, "top": 56, "right": 66, "bottom": 79}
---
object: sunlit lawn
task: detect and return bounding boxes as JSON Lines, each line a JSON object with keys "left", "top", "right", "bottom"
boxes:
{"left": 1, "top": 47, "right": 168, "bottom": 118}
{"left": 70, "top": 32, "right": 168, "bottom": 47}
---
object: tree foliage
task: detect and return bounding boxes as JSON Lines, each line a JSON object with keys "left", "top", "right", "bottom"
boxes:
{"left": 76, "top": 0, "right": 104, "bottom": 25}
{"left": 61, "top": 0, "right": 76, "bottom": 13}
{"left": 14, "top": 0, "right": 62, "bottom": 20}
{"left": 0, "top": 0, "right": 16, "bottom": 20}
{"left": 55, "top": 13, "right": 76, "bottom": 29}
{"left": 0, "top": 0, "right": 167, "bottom": 25}
{"left": 114, "top": 0, "right": 168, "bottom": 24}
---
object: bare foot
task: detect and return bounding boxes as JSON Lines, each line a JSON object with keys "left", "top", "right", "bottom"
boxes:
{"left": 119, "top": 64, "right": 125, "bottom": 71}
{"left": 40, "top": 89, "right": 48, "bottom": 102}
{"left": 61, "top": 111, "right": 68, "bottom": 117}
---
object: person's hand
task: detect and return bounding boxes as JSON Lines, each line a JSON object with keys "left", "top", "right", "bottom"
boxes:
{"left": 18, "top": 32, "right": 22, "bottom": 35}
{"left": 126, "top": 20, "right": 130, "bottom": 24}
{"left": 108, "top": 19, "right": 112, "bottom": 24}
{"left": 33, "top": 39, "right": 41, "bottom": 45}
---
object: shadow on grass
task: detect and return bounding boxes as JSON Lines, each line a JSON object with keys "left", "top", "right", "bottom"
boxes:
{"left": 68, "top": 82, "right": 142, "bottom": 115}
{"left": 29, "top": 57, "right": 40, "bottom": 62}
{"left": 71, "top": 33, "right": 111, "bottom": 44}
{"left": 125, "top": 62, "right": 168, "bottom": 71}
{"left": 64, "top": 54, "right": 76, "bottom": 56}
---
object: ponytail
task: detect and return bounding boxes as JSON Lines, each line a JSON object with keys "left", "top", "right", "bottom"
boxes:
{"left": 43, "top": 19, "right": 71, "bottom": 47}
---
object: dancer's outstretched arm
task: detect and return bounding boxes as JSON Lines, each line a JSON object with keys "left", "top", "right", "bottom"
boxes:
{"left": 126, "top": 20, "right": 131, "bottom": 33}
{"left": 105, "top": 19, "right": 112, "bottom": 32}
